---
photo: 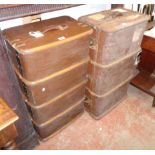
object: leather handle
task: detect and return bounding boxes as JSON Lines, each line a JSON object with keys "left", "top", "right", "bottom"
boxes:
{"left": 104, "top": 11, "right": 124, "bottom": 21}
{"left": 42, "top": 24, "right": 68, "bottom": 33}
{"left": 111, "top": 12, "right": 124, "bottom": 18}
{"left": 29, "top": 24, "right": 68, "bottom": 38}
{"left": 101, "top": 11, "right": 124, "bottom": 21}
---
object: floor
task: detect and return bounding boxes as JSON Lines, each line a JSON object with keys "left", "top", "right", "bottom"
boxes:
{"left": 35, "top": 84, "right": 155, "bottom": 150}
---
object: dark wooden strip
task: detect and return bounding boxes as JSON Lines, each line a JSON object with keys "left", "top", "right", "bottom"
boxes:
{"left": 131, "top": 70, "right": 155, "bottom": 97}
{"left": 111, "top": 4, "right": 124, "bottom": 8}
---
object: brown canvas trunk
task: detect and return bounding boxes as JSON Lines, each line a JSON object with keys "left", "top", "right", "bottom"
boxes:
{"left": 3, "top": 16, "right": 92, "bottom": 139}
{"left": 79, "top": 8, "right": 149, "bottom": 119}
{"left": 26, "top": 81, "right": 86, "bottom": 124}
{"left": 3, "top": 16, "right": 92, "bottom": 81}
{"left": 33, "top": 99, "right": 84, "bottom": 140}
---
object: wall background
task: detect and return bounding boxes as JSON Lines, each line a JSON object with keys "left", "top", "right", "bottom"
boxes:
{"left": 0, "top": 4, "right": 111, "bottom": 30}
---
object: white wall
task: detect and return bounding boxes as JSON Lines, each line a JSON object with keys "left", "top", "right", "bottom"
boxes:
{"left": 41, "top": 4, "right": 111, "bottom": 20}
{"left": 0, "top": 4, "right": 111, "bottom": 30}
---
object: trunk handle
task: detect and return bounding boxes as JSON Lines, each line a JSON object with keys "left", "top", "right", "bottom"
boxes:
{"left": 42, "top": 24, "right": 68, "bottom": 33}
{"left": 104, "top": 12, "right": 124, "bottom": 21}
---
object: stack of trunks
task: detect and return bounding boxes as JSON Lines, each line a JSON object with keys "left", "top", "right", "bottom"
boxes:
{"left": 79, "top": 8, "right": 149, "bottom": 119}
{"left": 3, "top": 16, "right": 93, "bottom": 140}
{"left": 3, "top": 8, "right": 149, "bottom": 140}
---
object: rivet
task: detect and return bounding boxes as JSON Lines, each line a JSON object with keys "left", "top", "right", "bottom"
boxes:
{"left": 122, "top": 23, "right": 127, "bottom": 26}
{"left": 99, "top": 127, "right": 102, "bottom": 131}
{"left": 42, "top": 88, "right": 46, "bottom": 92}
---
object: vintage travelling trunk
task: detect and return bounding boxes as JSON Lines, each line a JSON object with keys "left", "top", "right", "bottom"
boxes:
{"left": 3, "top": 16, "right": 92, "bottom": 139}
{"left": 3, "top": 16, "right": 93, "bottom": 81}
{"left": 79, "top": 8, "right": 149, "bottom": 119}
{"left": 85, "top": 76, "right": 132, "bottom": 119}
{"left": 26, "top": 80, "right": 86, "bottom": 124}
{"left": 79, "top": 8, "right": 149, "bottom": 65}
{"left": 15, "top": 59, "right": 88, "bottom": 105}
{"left": 33, "top": 99, "right": 84, "bottom": 140}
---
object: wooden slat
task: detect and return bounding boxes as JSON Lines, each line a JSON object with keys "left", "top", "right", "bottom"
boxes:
{"left": 0, "top": 98, "right": 18, "bottom": 131}
{"left": 141, "top": 35, "right": 155, "bottom": 53}
{"left": 0, "top": 124, "right": 18, "bottom": 148}
{"left": 131, "top": 70, "right": 155, "bottom": 97}
{"left": 111, "top": 4, "right": 124, "bottom": 8}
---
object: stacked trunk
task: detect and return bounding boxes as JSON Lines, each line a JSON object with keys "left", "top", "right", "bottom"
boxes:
{"left": 3, "top": 16, "right": 93, "bottom": 140}
{"left": 79, "top": 8, "right": 149, "bottom": 119}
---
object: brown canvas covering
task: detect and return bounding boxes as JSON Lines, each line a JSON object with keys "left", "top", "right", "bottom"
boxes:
{"left": 87, "top": 51, "right": 137, "bottom": 95}
{"left": 85, "top": 78, "right": 131, "bottom": 119}
{"left": 79, "top": 8, "right": 149, "bottom": 119}
{"left": 79, "top": 8, "right": 149, "bottom": 65}
{"left": 33, "top": 100, "right": 84, "bottom": 140}
{"left": 15, "top": 59, "right": 88, "bottom": 105}
{"left": 26, "top": 81, "right": 86, "bottom": 124}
